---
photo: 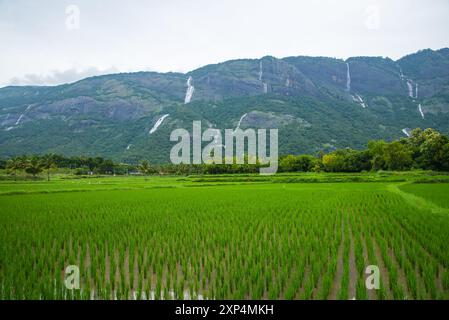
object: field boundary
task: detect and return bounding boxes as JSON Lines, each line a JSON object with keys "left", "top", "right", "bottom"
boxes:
{"left": 386, "top": 183, "right": 449, "bottom": 215}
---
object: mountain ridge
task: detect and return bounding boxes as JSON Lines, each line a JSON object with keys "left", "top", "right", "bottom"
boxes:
{"left": 3, "top": 47, "right": 448, "bottom": 90}
{"left": 1, "top": 47, "right": 449, "bottom": 163}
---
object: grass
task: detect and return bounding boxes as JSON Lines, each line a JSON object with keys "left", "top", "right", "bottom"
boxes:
{"left": 0, "top": 172, "right": 448, "bottom": 300}
{"left": 399, "top": 183, "right": 449, "bottom": 209}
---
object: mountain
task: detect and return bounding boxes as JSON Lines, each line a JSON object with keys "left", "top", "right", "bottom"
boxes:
{"left": 1, "top": 48, "right": 449, "bottom": 163}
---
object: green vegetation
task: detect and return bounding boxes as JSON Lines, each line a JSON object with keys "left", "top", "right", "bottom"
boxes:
{"left": 2, "top": 128, "right": 448, "bottom": 180}
{"left": 399, "top": 183, "right": 449, "bottom": 209}
{"left": 2, "top": 49, "right": 449, "bottom": 163}
{"left": 310, "top": 128, "right": 449, "bottom": 173}
{"left": 0, "top": 173, "right": 448, "bottom": 300}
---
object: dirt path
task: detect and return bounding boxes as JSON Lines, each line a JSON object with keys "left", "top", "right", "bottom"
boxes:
{"left": 372, "top": 240, "right": 393, "bottom": 299}
{"left": 348, "top": 218, "right": 357, "bottom": 300}
{"left": 387, "top": 247, "right": 410, "bottom": 299}
{"left": 328, "top": 218, "right": 344, "bottom": 299}
{"left": 360, "top": 234, "right": 377, "bottom": 300}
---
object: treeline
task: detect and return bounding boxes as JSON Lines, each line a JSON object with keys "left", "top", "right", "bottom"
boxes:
{"left": 1, "top": 128, "right": 449, "bottom": 179}
{"left": 0, "top": 155, "right": 133, "bottom": 180}
{"left": 279, "top": 128, "right": 449, "bottom": 173}
{"left": 163, "top": 128, "right": 449, "bottom": 174}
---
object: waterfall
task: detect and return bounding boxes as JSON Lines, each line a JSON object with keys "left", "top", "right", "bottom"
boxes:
{"left": 149, "top": 114, "right": 169, "bottom": 134}
{"left": 15, "top": 105, "right": 32, "bottom": 125}
{"left": 415, "top": 83, "right": 419, "bottom": 99}
{"left": 418, "top": 104, "right": 424, "bottom": 119}
{"left": 399, "top": 67, "right": 404, "bottom": 80}
{"left": 346, "top": 62, "right": 351, "bottom": 92}
{"left": 259, "top": 60, "right": 268, "bottom": 94}
{"left": 402, "top": 128, "right": 411, "bottom": 137}
{"left": 184, "top": 76, "right": 194, "bottom": 104}
{"left": 352, "top": 94, "right": 366, "bottom": 108}
{"left": 406, "top": 80, "right": 414, "bottom": 98}
{"left": 263, "top": 83, "right": 268, "bottom": 94}
{"left": 234, "top": 113, "right": 248, "bottom": 132}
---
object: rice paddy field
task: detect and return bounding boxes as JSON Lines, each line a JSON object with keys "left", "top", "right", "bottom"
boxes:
{"left": 0, "top": 172, "right": 449, "bottom": 300}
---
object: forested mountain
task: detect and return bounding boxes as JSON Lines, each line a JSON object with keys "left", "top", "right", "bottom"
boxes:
{"left": 1, "top": 48, "right": 449, "bottom": 163}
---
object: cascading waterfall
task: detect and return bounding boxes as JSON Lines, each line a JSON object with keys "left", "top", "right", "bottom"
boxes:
{"left": 402, "top": 128, "right": 411, "bottom": 137}
{"left": 263, "top": 83, "right": 268, "bottom": 94}
{"left": 398, "top": 67, "right": 404, "bottom": 80}
{"left": 406, "top": 80, "right": 414, "bottom": 98}
{"left": 399, "top": 65, "right": 419, "bottom": 99}
{"left": 234, "top": 113, "right": 248, "bottom": 132}
{"left": 184, "top": 76, "right": 194, "bottom": 104}
{"left": 15, "top": 114, "right": 24, "bottom": 126}
{"left": 259, "top": 60, "right": 268, "bottom": 94}
{"left": 149, "top": 114, "right": 169, "bottom": 134}
{"left": 352, "top": 94, "right": 366, "bottom": 108}
{"left": 15, "top": 105, "right": 32, "bottom": 125}
{"left": 346, "top": 62, "right": 351, "bottom": 92}
{"left": 406, "top": 79, "right": 419, "bottom": 99}
{"left": 418, "top": 104, "right": 424, "bottom": 119}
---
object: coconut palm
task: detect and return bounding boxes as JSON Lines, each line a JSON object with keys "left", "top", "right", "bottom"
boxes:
{"left": 24, "top": 156, "right": 43, "bottom": 178}
{"left": 6, "top": 157, "right": 25, "bottom": 180}
{"left": 40, "top": 154, "right": 57, "bottom": 181}
{"left": 138, "top": 160, "right": 151, "bottom": 180}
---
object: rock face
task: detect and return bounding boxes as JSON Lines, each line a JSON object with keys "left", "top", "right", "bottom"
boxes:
{"left": 0, "top": 48, "right": 449, "bottom": 163}
{"left": 238, "top": 111, "right": 311, "bottom": 129}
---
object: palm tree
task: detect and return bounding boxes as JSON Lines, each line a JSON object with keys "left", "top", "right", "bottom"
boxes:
{"left": 40, "top": 154, "right": 57, "bottom": 181}
{"left": 25, "top": 156, "right": 43, "bottom": 179}
{"left": 138, "top": 160, "right": 151, "bottom": 180}
{"left": 6, "top": 157, "right": 24, "bottom": 181}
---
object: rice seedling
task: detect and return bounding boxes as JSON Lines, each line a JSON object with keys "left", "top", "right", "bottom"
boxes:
{"left": 0, "top": 179, "right": 448, "bottom": 300}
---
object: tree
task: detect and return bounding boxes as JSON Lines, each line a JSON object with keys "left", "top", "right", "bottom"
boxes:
{"left": 419, "top": 129, "right": 449, "bottom": 170}
{"left": 280, "top": 155, "right": 316, "bottom": 172}
{"left": 6, "top": 157, "right": 25, "bottom": 180}
{"left": 367, "top": 140, "right": 388, "bottom": 171}
{"left": 279, "top": 155, "right": 298, "bottom": 172}
{"left": 321, "top": 149, "right": 370, "bottom": 172}
{"left": 322, "top": 153, "right": 340, "bottom": 172}
{"left": 138, "top": 160, "right": 152, "bottom": 179}
{"left": 384, "top": 141, "right": 413, "bottom": 171}
{"left": 25, "top": 156, "right": 43, "bottom": 178}
{"left": 442, "top": 143, "right": 449, "bottom": 171}
{"left": 40, "top": 154, "right": 57, "bottom": 181}
{"left": 97, "top": 159, "right": 115, "bottom": 174}
{"left": 0, "top": 158, "right": 6, "bottom": 170}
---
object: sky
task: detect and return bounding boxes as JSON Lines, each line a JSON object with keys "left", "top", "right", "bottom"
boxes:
{"left": 1, "top": 0, "right": 448, "bottom": 87}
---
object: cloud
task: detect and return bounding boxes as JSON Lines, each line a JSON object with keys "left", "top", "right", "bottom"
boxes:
{"left": 7, "top": 66, "right": 120, "bottom": 86}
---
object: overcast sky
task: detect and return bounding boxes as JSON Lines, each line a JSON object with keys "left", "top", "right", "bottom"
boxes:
{"left": 1, "top": 0, "right": 448, "bottom": 87}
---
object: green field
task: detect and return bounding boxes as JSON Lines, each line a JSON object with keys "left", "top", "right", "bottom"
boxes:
{"left": 1, "top": 173, "right": 449, "bottom": 300}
